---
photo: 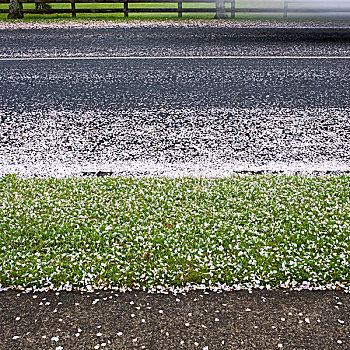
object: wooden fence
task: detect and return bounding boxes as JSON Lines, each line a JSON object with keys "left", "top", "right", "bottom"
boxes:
{"left": 1, "top": 0, "right": 350, "bottom": 18}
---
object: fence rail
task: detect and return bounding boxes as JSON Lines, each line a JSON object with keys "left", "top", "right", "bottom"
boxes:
{"left": 2, "top": 0, "right": 350, "bottom": 18}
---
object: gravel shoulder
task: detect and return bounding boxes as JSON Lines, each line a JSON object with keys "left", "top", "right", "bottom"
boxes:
{"left": 1, "top": 289, "right": 349, "bottom": 349}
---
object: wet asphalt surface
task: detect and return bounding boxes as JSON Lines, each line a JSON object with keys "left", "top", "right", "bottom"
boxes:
{"left": 1, "top": 27, "right": 350, "bottom": 176}
{"left": 1, "top": 26, "right": 350, "bottom": 349}
{"left": 0, "top": 27, "right": 350, "bottom": 58}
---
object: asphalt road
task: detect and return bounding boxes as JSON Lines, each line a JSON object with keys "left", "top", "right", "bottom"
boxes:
{"left": 1, "top": 28, "right": 350, "bottom": 177}
{"left": 0, "top": 27, "right": 350, "bottom": 58}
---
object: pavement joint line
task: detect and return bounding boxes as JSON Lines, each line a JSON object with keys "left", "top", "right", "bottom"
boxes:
{"left": 1, "top": 55, "right": 350, "bottom": 61}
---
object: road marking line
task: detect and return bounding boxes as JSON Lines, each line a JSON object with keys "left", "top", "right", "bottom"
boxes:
{"left": 0, "top": 55, "right": 350, "bottom": 61}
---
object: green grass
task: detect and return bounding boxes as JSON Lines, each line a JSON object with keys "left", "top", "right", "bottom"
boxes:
{"left": 1, "top": 174, "right": 349, "bottom": 291}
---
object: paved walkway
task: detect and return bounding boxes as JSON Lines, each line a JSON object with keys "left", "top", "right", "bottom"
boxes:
{"left": 1, "top": 289, "right": 349, "bottom": 349}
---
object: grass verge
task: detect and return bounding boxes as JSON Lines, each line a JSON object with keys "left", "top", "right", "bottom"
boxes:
{"left": 0, "top": 174, "right": 349, "bottom": 292}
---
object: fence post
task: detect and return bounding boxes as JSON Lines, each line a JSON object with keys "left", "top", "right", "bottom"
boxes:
{"left": 124, "top": 0, "right": 128, "bottom": 17}
{"left": 71, "top": 0, "right": 76, "bottom": 18}
{"left": 178, "top": 1, "right": 182, "bottom": 18}
{"left": 283, "top": 0, "right": 287, "bottom": 18}
{"left": 214, "top": 0, "right": 228, "bottom": 19}
{"left": 230, "top": 0, "right": 235, "bottom": 18}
